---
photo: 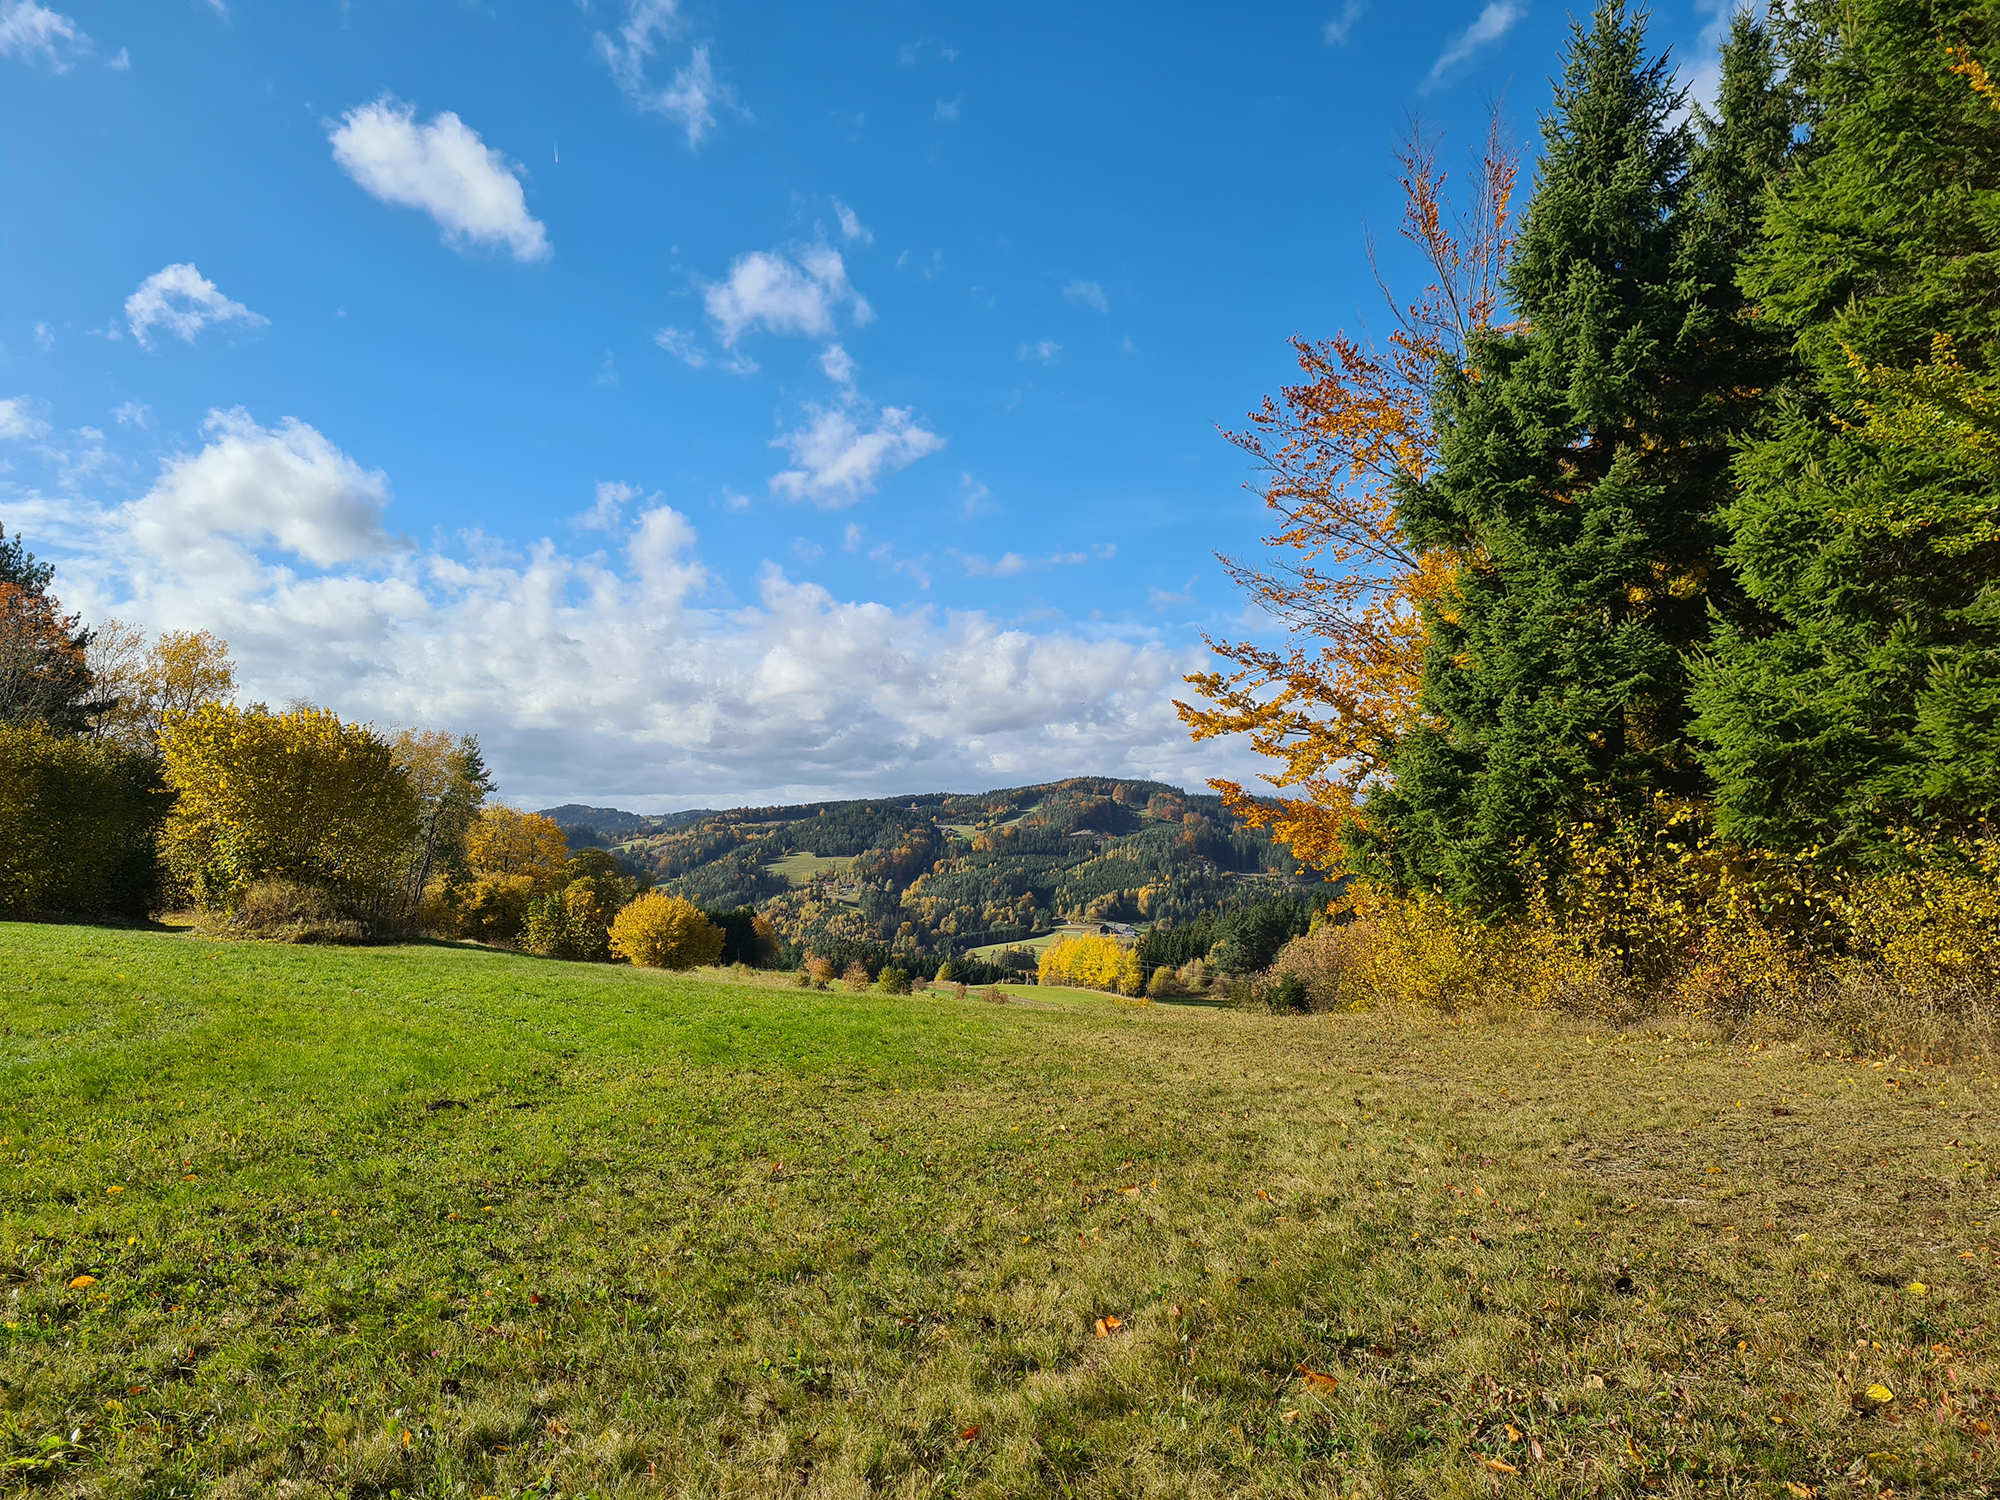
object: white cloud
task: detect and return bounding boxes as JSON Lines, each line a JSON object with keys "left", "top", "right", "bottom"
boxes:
{"left": 770, "top": 403, "right": 945, "bottom": 507}
{"left": 959, "top": 473, "right": 992, "bottom": 519}
{"left": 123, "top": 408, "right": 401, "bottom": 573}
{"left": 112, "top": 400, "right": 151, "bottom": 428}
{"left": 595, "top": 2, "right": 739, "bottom": 148}
{"left": 832, "top": 198, "right": 872, "bottom": 245}
{"left": 1426, "top": 1, "right": 1524, "bottom": 88}
{"left": 0, "top": 396, "right": 49, "bottom": 440}
{"left": 653, "top": 325, "right": 709, "bottom": 369}
{"left": 22, "top": 419, "right": 1258, "bottom": 807}
{"left": 575, "top": 480, "right": 640, "bottom": 531}
{"left": 951, "top": 547, "right": 1100, "bottom": 578}
{"left": 1019, "top": 339, "right": 1061, "bottom": 365}
{"left": 33, "top": 322, "right": 53, "bottom": 351}
{"left": 1324, "top": 1, "right": 1362, "bottom": 44}
{"left": 330, "top": 98, "right": 550, "bottom": 262}
{"left": 818, "top": 342, "right": 856, "bottom": 386}
{"left": 723, "top": 489, "right": 751, "bottom": 512}
{"left": 0, "top": 0, "right": 86, "bottom": 71}
{"left": 1062, "top": 279, "right": 1108, "bottom": 313}
{"left": 842, "top": 523, "right": 863, "bottom": 552}
{"left": 704, "top": 244, "right": 872, "bottom": 347}
{"left": 934, "top": 96, "right": 962, "bottom": 122}
{"left": 124, "top": 263, "right": 268, "bottom": 351}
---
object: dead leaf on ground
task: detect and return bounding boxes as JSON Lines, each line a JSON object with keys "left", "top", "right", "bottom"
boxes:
{"left": 1483, "top": 1455, "right": 1519, "bottom": 1474}
{"left": 959, "top": 1424, "right": 980, "bottom": 1441}
{"left": 1093, "top": 1315, "right": 1124, "bottom": 1337}
{"left": 1296, "top": 1364, "right": 1339, "bottom": 1393}
{"left": 67, "top": 1275, "right": 97, "bottom": 1289}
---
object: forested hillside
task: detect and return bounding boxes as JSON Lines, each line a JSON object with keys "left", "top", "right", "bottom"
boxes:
{"left": 542, "top": 778, "right": 1325, "bottom": 963}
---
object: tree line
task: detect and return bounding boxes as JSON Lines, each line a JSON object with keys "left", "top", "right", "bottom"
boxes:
{"left": 1182, "top": 0, "right": 2000, "bottom": 1013}
{"left": 0, "top": 533, "right": 762, "bottom": 971}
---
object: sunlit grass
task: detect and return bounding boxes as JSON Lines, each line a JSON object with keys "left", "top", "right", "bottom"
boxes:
{"left": 4, "top": 922, "right": 1997, "bottom": 1496}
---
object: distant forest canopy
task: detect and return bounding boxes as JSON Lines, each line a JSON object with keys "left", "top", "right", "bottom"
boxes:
{"left": 538, "top": 777, "right": 1327, "bottom": 963}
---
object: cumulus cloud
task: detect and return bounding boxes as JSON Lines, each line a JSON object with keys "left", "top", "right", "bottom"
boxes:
{"left": 595, "top": 1, "right": 739, "bottom": 148}
{"left": 0, "top": 396, "right": 49, "bottom": 440}
{"left": 769, "top": 403, "right": 945, "bottom": 507}
{"left": 1062, "top": 279, "right": 1107, "bottom": 313}
{"left": 832, "top": 198, "right": 872, "bottom": 245}
{"left": 124, "top": 407, "right": 402, "bottom": 573}
{"left": 575, "top": 480, "right": 641, "bottom": 531}
{"left": 20, "top": 421, "right": 1248, "bottom": 806}
{"left": 0, "top": 0, "right": 86, "bottom": 70}
{"left": 124, "top": 263, "right": 268, "bottom": 351}
{"left": 1018, "top": 339, "right": 1061, "bottom": 365}
{"left": 703, "top": 244, "right": 872, "bottom": 348}
{"left": 1426, "top": 1, "right": 1524, "bottom": 89}
{"left": 1324, "top": 1, "right": 1362, "bottom": 44}
{"left": 818, "top": 342, "right": 856, "bottom": 386}
{"left": 330, "top": 98, "right": 549, "bottom": 262}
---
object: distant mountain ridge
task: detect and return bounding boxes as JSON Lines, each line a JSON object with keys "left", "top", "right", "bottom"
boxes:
{"left": 542, "top": 777, "right": 1326, "bottom": 964}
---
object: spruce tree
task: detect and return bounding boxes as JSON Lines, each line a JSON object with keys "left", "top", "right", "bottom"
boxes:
{"left": 1691, "top": 0, "right": 2000, "bottom": 857}
{"left": 1358, "top": 2, "right": 1770, "bottom": 907}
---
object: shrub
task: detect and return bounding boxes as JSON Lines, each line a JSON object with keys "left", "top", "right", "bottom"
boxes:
{"left": 608, "top": 893, "right": 725, "bottom": 970}
{"left": 525, "top": 880, "right": 616, "bottom": 962}
{"left": 205, "top": 879, "right": 366, "bottom": 944}
{"left": 446, "top": 873, "right": 535, "bottom": 945}
{"left": 842, "top": 960, "right": 872, "bottom": 992}
{"left": 877, "top": 966, "right": 912, "bottom": 995}
{"left": 1145, "top": 965, "right": 1182, "bottom": 999}
{"left": 0, "top": 722, "right": 159, "bottom": 918}
{"left": 806, "top": 956, "right": 836, "bottom": 985}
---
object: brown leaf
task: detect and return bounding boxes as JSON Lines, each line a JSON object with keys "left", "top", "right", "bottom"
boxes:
{"left": 1504, "top": 1422, "right": 1521, "bottom": 1441}
{"left": 1296, "top": 1364, "right": 1339, "bottom": 1393}
{"left": 1483, "top": 1456, "right": 1518, "bottom": 1474}
{"left": 1093, "top": 1314, "right": 1124, "bottom": 1337}
{"left": 959, "top": 1424, "right": 980, "bottom": 1442}
{"left": 1530, "top": 1436, "right": 1544, "bottom": 1461}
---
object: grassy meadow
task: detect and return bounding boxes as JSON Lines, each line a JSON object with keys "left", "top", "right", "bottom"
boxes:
{"left": 4, "top": 924, "right": 1999, "bottom": 1498}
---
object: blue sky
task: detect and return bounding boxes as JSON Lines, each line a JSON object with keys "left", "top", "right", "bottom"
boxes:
{"left": 1, "top": 0, "right": 1738, "bottom": 809}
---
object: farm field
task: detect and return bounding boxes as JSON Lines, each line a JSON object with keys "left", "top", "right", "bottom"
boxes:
{"left": 964, "top": 924, "right": 1103, "bottom": 960}
{"left": 4, "top": 924, "right": 1999, "bottom": 1497}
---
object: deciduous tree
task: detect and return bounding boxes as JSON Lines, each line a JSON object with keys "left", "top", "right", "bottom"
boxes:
{"left": 1176, "top": 113, "right": 1517, "bottom": 870}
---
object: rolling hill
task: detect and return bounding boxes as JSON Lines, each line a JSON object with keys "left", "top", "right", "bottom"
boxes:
{"left": 541, "top": 777, "right": 1329, "bottom": 966}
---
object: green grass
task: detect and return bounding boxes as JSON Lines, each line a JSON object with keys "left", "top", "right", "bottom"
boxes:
{"left": 763, "top": 853, "right": 854, "bottom": 887}
{"left": 5, "top": 923, "right": 2000, "bottom": 1497}
{"left": 964, "top": 926, "right": 1097, "bottom": 961}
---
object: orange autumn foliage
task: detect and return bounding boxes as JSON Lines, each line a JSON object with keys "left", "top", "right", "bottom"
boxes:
{"left": 1176, "top": 117, "right": 1517, "bottom": 870}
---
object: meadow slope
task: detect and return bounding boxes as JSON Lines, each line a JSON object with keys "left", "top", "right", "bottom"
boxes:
{"left": 3, "top": 924, "right": 1998, "bottom": 1497}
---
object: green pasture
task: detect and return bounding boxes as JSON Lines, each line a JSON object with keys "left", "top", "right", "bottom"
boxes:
{"left": 762, "top": 852, "right": 854, "bottom": 887}
{"left": 4, "top": 923, "right": 1997, "bottom": 1497}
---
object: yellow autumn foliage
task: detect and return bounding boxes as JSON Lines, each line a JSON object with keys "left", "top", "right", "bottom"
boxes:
{"left": 159, "top": 702, "right": 417, "bottom": 915}
{"left": 1038, "top": 934, "right": 1145, "bottom": 995}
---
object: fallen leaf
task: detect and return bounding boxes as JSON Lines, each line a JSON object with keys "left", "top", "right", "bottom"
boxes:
{"left": 527, "top": 1292, "right": 543, "bottom": 1305}
{"left": 1484, "top": 1456, "right": 1519, "bottom": 1474}
{"left": 1972, "top": 1419, "right": 1992, "bottom": 1435}
{"left": 1280, "top": 1408, "right": 1301, "bottom": 1424}
{"left": 105, "top": 1185, "right": 124, "bottom": 1195}
{"left": 1908, "top": 1281, "right": 1927, "bottom": 1295}
{"left": 1119, "top": 1186, "right": 1141, "bottom": 1198}
{"left": 1786, "top": 1484, "right": 1816, "bottom": 1498}
{"left": 67, "top": 1275, "right": 97, "bottom": 1289}
{"left": 1296, "top": 1364, "right": 1339, "bottom": 1393}
{"left": 1529, "top": 1436, "right": 1545, "bottom": 1461}
{"left": 1865, "top": 1383, "right": 1896, "bottom": 1405}
{"left": 1504, "top": 1421, "right": 1521, "bottom": 1441}
{"left": 1256, "top": 1189, "right": 1272, "bottom": 1201}
{"left": 1093, "top": 1315, "right": 1124, "bottom": 1337}
{"left": 959, "top": 1424, "right": 980, "bottom": 1441}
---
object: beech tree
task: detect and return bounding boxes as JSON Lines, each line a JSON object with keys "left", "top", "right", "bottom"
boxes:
{"left": 1177, "top": 115, "right": 1517, "bottom": 869}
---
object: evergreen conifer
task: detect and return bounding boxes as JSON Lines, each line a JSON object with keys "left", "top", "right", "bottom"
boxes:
{"left": 1360, "top": 2, "right": 1766, "bottom": 906}
{"left": 1691, "top": 0, "right": 2000, "bottom": 855}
